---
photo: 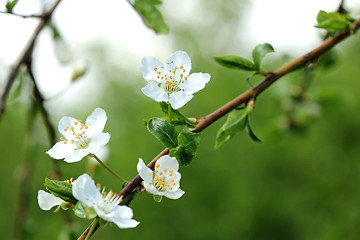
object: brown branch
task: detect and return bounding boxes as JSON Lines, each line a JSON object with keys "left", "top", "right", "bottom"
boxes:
{"left": 0, "top": 10, "right": 42, "bottom": 18}
{"left": 78, "top": 18, "right": 360, "bottom": 239}
{"left": 0, "top": 0, "right": 62, "bottom": 119}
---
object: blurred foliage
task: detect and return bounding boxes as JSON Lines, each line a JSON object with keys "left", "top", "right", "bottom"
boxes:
{"left": 1, "top": 1, "right": 360, "bottom": 240}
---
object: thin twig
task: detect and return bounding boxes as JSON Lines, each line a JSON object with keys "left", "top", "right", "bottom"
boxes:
{"left": 0, "top": 10, "right": 42, "bottom": 18}
{"left": 77, "top": 17, "right": 360, "bottom": 239}
{"left": 0, "top": 0, "right": 62, "bottom": 119}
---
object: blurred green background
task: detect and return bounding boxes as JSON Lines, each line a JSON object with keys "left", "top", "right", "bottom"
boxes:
{"left": 1, "top": 1, "right": 360, "bottom": 239}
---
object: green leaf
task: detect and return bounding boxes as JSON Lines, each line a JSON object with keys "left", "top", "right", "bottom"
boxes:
{"left": 44, "top": 178, "right": 77, "bottom": 205}
{"left": 73, "top": 202, "right": 97, "bottom": 219}
{"left": 315, "top": 10, "right": 351, "bottom": 31}
{"left": 252, "top": 43, "right": 274, "bottom": 70}
{"left": 215, "top": 108, "right": 248, "bottom": 149}
{"left": 214, "top": 55, "right": 257, "bottom": 71}
{"left": 133, "top": 0, "right": 169, "bottom": 34}
{"left": 6, "top": 0, "right": 18, "bottom": 13}
{"left": 159, "top": 102, "right": 196, "bottom": 128}
{"left": 170, "top": 132, "right": 201, "bottom": 166}
{"left": 245, "top": 115, "right": 262, "bottom": 142}
{"left": 147, "top": 118, "right": 178, "bottom": 148}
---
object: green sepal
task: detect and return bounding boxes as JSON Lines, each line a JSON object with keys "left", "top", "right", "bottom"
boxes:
{"left": 133, "top": 0, "right": 169, "bottom": 34}
{"left": 215, "top": 108, "right": 248, "bottom": 150}
{"left": 252, "top": 43, "right": 274, "bottom": 71}
{"left": 147, "top": 118, "right": 178, "bottom": 148}
{"left": 170, "top": 132, "right": 201, "bottom": 167}
{"left": 44, "top": 178, "right": 77, "bottom": 205}
{"left": 153, "top": 194, "right": 163, "bottom": 203}
{"left": 245, "top": 115, "right": 262, "bottom": 143}
{"left": 214, "top": 55, "right": 257, "bottom": 71}
{"left": 73, "top": 202, "right": 97, "bottom": 219}
{"left": 315, "top": 10, "right": 352, "bottom": 31}
{"left": 159, "top": 102, "right": 197, "bottom": 128}
{"left": 5, "top": 0, "right": 18, "bottom": 13}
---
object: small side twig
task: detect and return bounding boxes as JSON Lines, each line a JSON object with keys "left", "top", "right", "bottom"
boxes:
{"left": 0, "top": 10, "right": 42, "bottom": 18}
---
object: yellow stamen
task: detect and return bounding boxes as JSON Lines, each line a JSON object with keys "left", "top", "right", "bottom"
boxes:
{"left": 60, "top": 137, "right": 65, "bottom": 140}
{"left": 180, "top": 66, "right": 183, "bottom": 69}
{"left": 154, "top": 67, "right": 157, "bottom": 71}
{"left": 159, "top": 172, "right": 163, "bottom": 175}
{"left": 165, "top": 182, "right": 169, "bottom": 186}
{"left": 148, "top": 173, "right": 151, "bottom": 176}
{"left": 180, "top": 74, "right": 183, "bottom": 77}
{"left": 169, "top": 187, "right": 173, "bottom": 190}
{"left": 74, "top": 122, "right": 78, "bottom": 125}
{"left": 64, "top": 141, "right": 67, "bottom": 144}
{"left": 155, "top": 170, "right": 158, "bottom": 173}
{"left": 171, "top": 61, "right": 173, "bottom": 63}
{"left": 155, "top": 164, "right": 160, "bottom": 168}
{"left": 164, "top": 168, "right": 167, "bottom": 172}
{"left": 162, "top": 176, "right": 166, "bottom": 180}
{"left": 185, "top": 77, "right": 187, "bottom": 80}
{"left": 183, "top": 69, "right": 185, "bottom": 73}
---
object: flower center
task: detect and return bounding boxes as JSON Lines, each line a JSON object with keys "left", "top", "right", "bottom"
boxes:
{"left": 154, "top": 63, "right": 188, "bottom": 93}
{"left": 61, "top": 120, "right": 91, "bottom": 149}
{"left": 96, "top": 184, "right": 123, "bottom": 213}
{"left": 152, "top": 163, "right": 176, "bottom": 191}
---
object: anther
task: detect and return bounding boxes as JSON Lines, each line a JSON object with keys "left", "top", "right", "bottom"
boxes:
{"left": 183, "top": 69, "right": 185, "bottom": 72}
{"left": 157, "top": 72, "right": 161, "bottom": 74}
{"left": 180, "top": 74, "right": 183, "bottom": 77}
{"left": 74, "top": 122, "right": 78, "bottom": 125}
{"left": 180, "top": 66, "right": 183, "bottom": 69}
{"left": 157, "top": 76, "right": 160, "bottom": 78}
{"left": 159, "top": 172, "right": 163, "bottom": 176}
{"left": 154, "top": 67, "right": 157, "bottom": 71}
{"left": 148, "top": 173, "right": 151, "bottom": 176}
{"left": 155, "top": 170, "right": 158, "bottom": 173}
{"left": 185, "top": 77, "right": 187, "bottom": 80}
{"left": 171, "top": 61, "right": 173, "bottom": 63}
{"left": 64, "top": 141, "right": 67, "bottom": 144}
{"left": 60, "top": 137, "right": 65, "bottom": 140}
{"left": 155, "top": 164, "right": 160, "bottom": 168}
{"left": 164, "top": 168, "right": 167, "bottom": 172}
{"left": 169, "top": 187, "right": 173, "bottom": 190}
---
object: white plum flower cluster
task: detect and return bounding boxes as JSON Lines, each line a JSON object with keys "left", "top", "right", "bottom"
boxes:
{"left": 38, "top": 51, "right": 207, "bottom": 232}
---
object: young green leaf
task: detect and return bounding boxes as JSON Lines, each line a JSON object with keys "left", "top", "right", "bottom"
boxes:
{"left": 315, "top": 10, "right": 351, "bottom": 31}
{"left": 170, "top": 132, "right": 201, "bottom": 166}
{"left": 245, "top": 115, "right": 262, "bottom": 142}
{"left": 44, "top": 178, "right": 77, "bottom": 205}
{"left": 5, "top": 0, "right": 18, "bottom": 13}
{"left": 147, "top": 118, "right": 178, "bottom": 148}
{"left": 160, "top": 102, "right": 186, "bottom": 121}
{"left": 133, "top": 0, "right": 169, "bottom": 34}
{"left": 215, "top": 109, "right": 248, "bottom": 149}
{"left": 252, "top": 43, "right": 274, "bottom": 70}
{"left": 214, "top": 55, "right": 257, "bottom": 71}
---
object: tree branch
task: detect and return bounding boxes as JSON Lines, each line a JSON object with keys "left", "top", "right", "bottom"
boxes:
{"left": 0, "top": 10, "right": 42, "bottom": 18}
{"left": 0, "top": 0, "right": 62, "bottom": 119}
{"left": 78, "top": 18, "right": 360, "bottom": 239}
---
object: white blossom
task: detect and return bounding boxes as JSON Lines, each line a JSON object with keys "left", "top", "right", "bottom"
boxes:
{"left": 46, "top": 108, "right": 110, "bottom": 163}
{"left": 72, "top": 174, "right": 139, "bottom": 229}
{"left": 141, "top": 51, "right": 210, "bottom": 109}
{"left": 137, "top": 155, "right": 184, "bottom": 199}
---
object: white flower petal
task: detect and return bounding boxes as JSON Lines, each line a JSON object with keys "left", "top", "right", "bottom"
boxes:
{"left": 141, "top": 56, "right": 164, "bottom": 82}
{"left": 137, "top": 158, "right": 154, "bottom": 183}
{"left": 87, "top": 133, "right": 110, "bottom": 154}
{"left": 156, "top": 155, "right": 179, "bottom": 172}
{"left": 46, "top": 141, "right": 76, "bottom": 160}
{"left": 64, "top": 149, "right": 90, "bottom": 163}
{"left": 37, "top": 190, "right": 64, "bottom": 211}
{"left": 167, "top": 51, "right": 192, "bottom": 76}
{"left": 110, "top": 206, "right": 140, "bottom": 229}
{"left": 141, "top": 81, "right": 169, "bottom": 103}
{"left": 72, "top": 174, "right": 101, "bottom": 208}
{"left": 163, "top": 188, "right": 185, "bottom": 200}
{"left": 180, "top": 72, "right": 210, "bottom": 95}
{"left": 58, "top": 116, "right": 78, "bottom": 140}
{"left": 169, "top": 91, "right": 193, "bottom": 110}
{"left": 85, "top": 108, "right": 107, "bottom": 138}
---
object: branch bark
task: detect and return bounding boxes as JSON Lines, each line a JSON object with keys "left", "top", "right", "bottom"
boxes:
{"left": 0, "top": 0, "right": 62, "bottom": 119}
{"left": 78, "top": 18, "right": 360, "bottom": 238}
